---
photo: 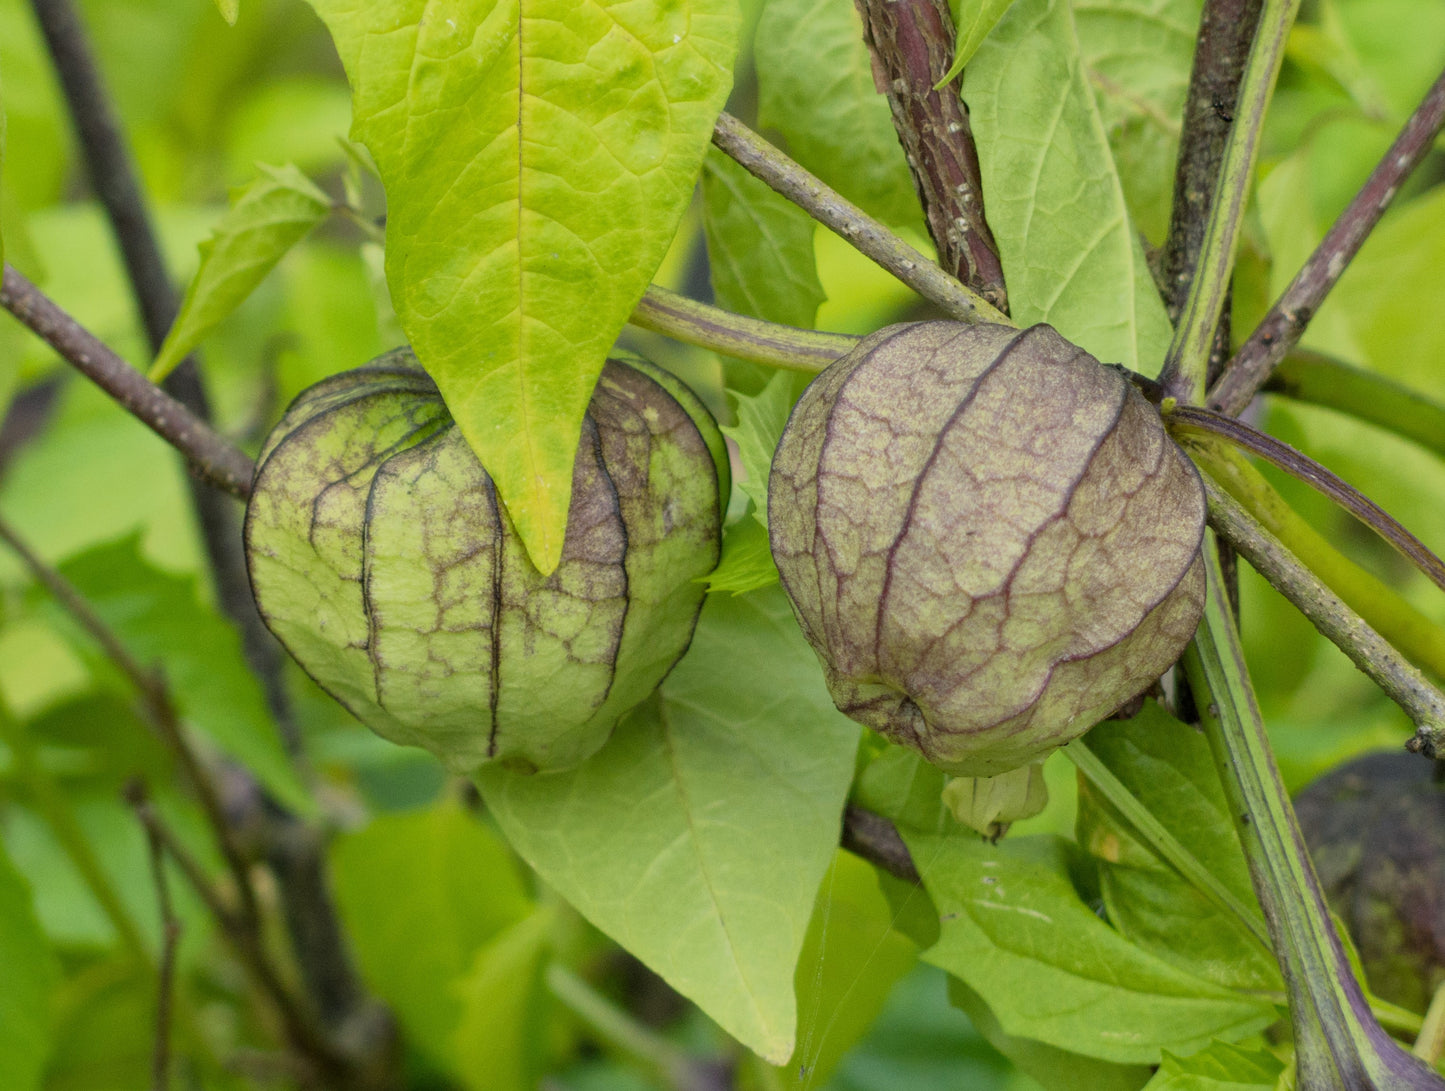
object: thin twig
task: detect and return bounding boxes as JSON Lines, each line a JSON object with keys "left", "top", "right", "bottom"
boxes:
{"left": 841, "top": 804, "right": 920, "bottom": 884}
{"left": 0, "top": 266, "right": 255, "bottom": 497}
{"left": 853, "top": 0, "right": 1007, "bottom": 310}
{"left": 127, "top": 788, "right": 346, "bottom": 1083}
{"left": 1209, "top": 66, "right": 1445, "bottom": 417}
{"left": 711, "top": 113, "right": 1010, "bottom": 328}
{"left": 0, "top": 514, "right": 262, "bottom": 926}
{"left": 630, "top": 285, "right": 857, "bottom": 371}
{"left": 1169, "top": 406, "right": 1445, "bottom": 596}
{"left": 1158, "top": 0, "right": 1298, "bottom": 403}
{"left": 1202, "top": 475, "right": 1445, "bottom": 757}
{"left": 129, "top": 781, "right": 182, "bottom": 1091}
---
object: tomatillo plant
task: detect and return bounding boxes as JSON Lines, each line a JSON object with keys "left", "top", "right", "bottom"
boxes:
{"left": 1, "top": 0, "right": 1444, "bottom": 1089}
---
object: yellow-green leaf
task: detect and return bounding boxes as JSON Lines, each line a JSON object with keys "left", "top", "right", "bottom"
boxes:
{"left": 150, "top": 163, "right": 331, "bottom": 381}
{"left": 308, "top": 0, "right": 739, "bottom": 574}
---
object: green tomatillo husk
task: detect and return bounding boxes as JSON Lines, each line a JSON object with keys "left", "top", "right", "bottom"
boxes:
{"left": 942, "top": 762, "right": 1048, "bottom": 839}
{"left": 245, "top": 350, "right": 727, "bottom": 773}
{"left": 769, "top": 321, "right": 1206, "bottom": 776}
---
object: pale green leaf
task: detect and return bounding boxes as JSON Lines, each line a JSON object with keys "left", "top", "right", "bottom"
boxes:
{"left": 151, "top": 163, "right": 331, "bottom": 381}
{"left": 1074, "top": 0, "right": 1200, "bottom": 244}
{"left": 940, "top": 0, "right": 1020, "bottom": 83}
{"left": 331, "top": 803, "right": 533, "bottom": 1069}
{"left": 779, "top": 850, "right": 918, "bottom": 1085}
{"left": 1144, "top": 1039, "right": 1285, "bottom": 1089}
{"left": 1076, "top": 704, "right": 1281, "bottom": 993}
{"left": 1, "top": 75, "right": 7, "bottom": 268}
{"left": 453, "top": 907, "right": 555, "bottom": 1091}
{"left": 705, "top": 517, "right": 778, "bottom": 594}
{"left": 214, "top": 0, "right": 239, "bottom": 24}
{"left": 48, "top": 536, "right": 312, "bottom": 814}
{"left": 308, "top": 0, "right": 739, "bottom": 574}
{"left": 722, "top": 369, "right": 795, "bottom": 527}
{"left": 702, "top": 150, "right": 825, "bottom": 329}
{"left": 477, "top": 586, "right": 860, "bottom": 1063}
{"left": 909, "top": 833, "right": 1275, "bottom": 1064}
{"left": 755, "top": 0, "right": 923, "bottom": 228}
{"left": 0, "top": 843, "right": 57, "bottom": 1091}
{"left": 962, "top": 0, "right": 1173, "bottom": 372}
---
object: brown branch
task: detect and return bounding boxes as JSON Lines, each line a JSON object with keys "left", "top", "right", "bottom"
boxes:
{"left": 1158, "top": 0, "right": 1264, "bottom": 335}
{"left": 132, "top": 780, "right": 182, "bottom": 1091}
{"left": 853, "top": 0, "right": 1007, "bottom": 311}
{"left": 841, "top": 804, "right": 921, "bottom": 884}
{"left": 712, "top": 113, "right": 1008, "bottom": 327}
{"left": 0, "top": 267, "right": 255, "bottom": 496}
{"left": 1209, "top": 65, "right": 1445, "bottom": 417}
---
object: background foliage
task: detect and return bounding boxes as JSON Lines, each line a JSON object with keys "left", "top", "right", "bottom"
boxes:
{"left": 0, "top": 0, "right": 1442, "bottom": 1088}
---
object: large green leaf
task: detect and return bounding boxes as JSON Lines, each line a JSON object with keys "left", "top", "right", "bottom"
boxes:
{"left": 701, "top": 150, "right": 825, "bottom": 330}
{"left": 908, "top": 833, "right": 1275, "bottom": 1064}
{"left": 723, "top": 368, "right": 795, "bottom": 528}
{"left": 754, "top": 0, "right": 922, "bottom": 229}
{"left": 308, "top": 0, "right": 739, "bottom": 574}
{"left": 1076, "top": 705, "right": 1281, "bottom": 993}
{"left": 47, "top": 536, "right": 310, "bottom": 813}
{"left": 1074, "top": 0, "right": 1200, "bottom": 244}
{"left": 151, "top": 163, "right": 332, "bottom": 381}
{"left": 330, "top": 802, "right": 533, "bottom": 1071}
{"left": 0, "top": 843, "right": 58, "bottom": 1091}
{"left": 962, "top": 0, "right": 1173, "bottom": 372}
{"left": 1143, "top": 1039, "right": 1285, "bottom": 1089}
{"left": 477, "top": 586, "right": 860, "bottom": 1062}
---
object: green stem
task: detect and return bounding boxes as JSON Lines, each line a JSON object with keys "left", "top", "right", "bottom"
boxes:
{"left": 1062, "top": 740, "right": 1270, "bottom": 951}
{"left": 0, "top": 705, "right": 151, "bottom": 961}
{"left": 1159, "top": 0, "right": 1299, "bottom": 402}
{"left": 545, "top": 963, "right": 706, "bottom": 1089}
{"left": 630, "top": 285, "right": 856, "bottom": 372}
{"left": 1184, "top": 538, "right": 1443, "bottom": 1088}
{"left": 1416, "top": 982, "right": 1445, "bottom": 1066}
{"left": 1178, "top": 433, "right": 1445, "bottom": 681}
{"left": 1200, "top": 470, "right": 1445, "bottom": 755}
{"left": 1266, "top": 352, "right": 1445, "bottom": 464}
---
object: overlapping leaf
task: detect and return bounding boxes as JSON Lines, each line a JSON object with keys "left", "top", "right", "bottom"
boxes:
{"left": 1143, "top": 1039, "right": 1285, "bottom": 1089}
{"left": 908, "top": 832, "right": 1275, "bottom": 1064}
{"left": 962, "top": 0, "right": 1173, "bottom": 371}
{"left": 477, "top": 586, "right": 859, "bottom": 1062}
{"left": 151, "top": 162, "right": 332, "bottom": 381}
{"left": 308, "top": 0, "right": 739, "bottom": 573}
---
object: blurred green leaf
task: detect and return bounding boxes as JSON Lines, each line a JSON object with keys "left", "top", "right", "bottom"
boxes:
{"left": 0, "top": 841, "right": 58, "bottom": 1091}
{"left": 308, "top": 0, "right": 739, "bottom": 574}
{"left": 331, "top": 801, "right": 533, "bottom": 1070}
{"left": 151, "top": 163, "right": 332, "bottom": 381}
{"left": 453, "top": 906, "right": 556, "bottom": 1091}
{"left": 755, "top": 0, "right": 923, "bottom": 229}
{"left": 1076, "top": 705, "right": 1281, "bottom": 993}
{"left": 1143, "top": 1039, "right": 1285, "bottom": 1089}
{"left": 702, "top": 151, "right": 826, "bottom": 330}
{"left": 778, "top": 850, "right": 918, "bottom": 1085}
{"left": 478, "top": 586, "right": 861, "bottom": 1064}
{"left": 908, "top": 833, "right": 1275, "bottom": 1064}
{"left": 962, "top": 0, "right": 1173, "bottom": 372}
{"left": 1, "top": 71, "right": 8, "bottom": 268}
{"left": 49, "top": 535, "right": 310, "bottom": 812}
